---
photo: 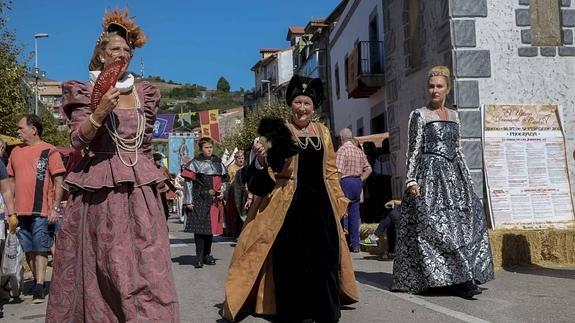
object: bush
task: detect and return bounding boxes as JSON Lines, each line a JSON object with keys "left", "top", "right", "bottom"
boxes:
{"left": 219, "top": 104, "right": 290, "bottom": 153}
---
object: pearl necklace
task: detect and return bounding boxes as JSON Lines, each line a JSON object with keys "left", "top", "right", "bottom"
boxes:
{"left": 291, "top": 122, "right": 322, "bottom": 151}
{"left": 104, "top": 91, "right": 146, "bottom": 167}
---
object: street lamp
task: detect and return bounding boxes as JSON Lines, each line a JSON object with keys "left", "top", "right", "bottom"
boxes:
{"left": 34, "top": 33, "right": 49, "bottom": 115}
{"left": 261, "top": 79, "right": 271, "bottom": 107}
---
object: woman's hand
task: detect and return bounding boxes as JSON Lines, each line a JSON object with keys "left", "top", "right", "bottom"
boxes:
{"left": 252, "top": 139, "right": 267, "bottom": 164}
{"left": 244, "top": 197, "right": 253, "bottom": 210}
{"left": 384, "top": 199, "right": 402, "bottom": 209}
{"left": 95, "top": 87, "right": 121, "bottom": 116}
{"left": 408, "top": 184, "right": 421, "bottom": 196}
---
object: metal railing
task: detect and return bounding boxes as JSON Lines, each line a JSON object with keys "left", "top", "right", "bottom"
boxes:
{"left": 295, "top": 49, "right": 327, "bottom": 79}
{"left": 357, "top": 41, "right": 384, "bottom": 75}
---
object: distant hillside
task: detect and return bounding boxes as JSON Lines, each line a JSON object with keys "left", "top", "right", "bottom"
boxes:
{"left": 137, "top": 76, "right": 188, "bottom": 94}
{"left": 136, "top": 76, "right": 244, "bottom": 114}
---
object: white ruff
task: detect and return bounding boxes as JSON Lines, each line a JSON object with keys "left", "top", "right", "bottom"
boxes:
{"left": 89, "top": 71, "right": 134, "bottom": 93}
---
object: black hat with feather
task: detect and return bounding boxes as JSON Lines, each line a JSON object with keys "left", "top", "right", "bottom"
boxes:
{"left": 285, "top": 75, "right": 323, "bottom": 108}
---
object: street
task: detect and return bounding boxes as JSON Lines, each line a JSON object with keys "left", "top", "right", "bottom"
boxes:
{"left": 3, "top": 215, "right": 575, "bottom": 323}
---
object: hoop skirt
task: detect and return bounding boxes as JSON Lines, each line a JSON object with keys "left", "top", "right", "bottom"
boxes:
{"left": 392, "top": 108, "right": 494, "bottom": 293}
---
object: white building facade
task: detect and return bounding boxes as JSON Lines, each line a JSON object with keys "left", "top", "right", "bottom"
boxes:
{"left": 252, "top": 48, "right": 294, "bottom": 107}
{"left": 328, "top": 0, "right": 386, "bottom": 137}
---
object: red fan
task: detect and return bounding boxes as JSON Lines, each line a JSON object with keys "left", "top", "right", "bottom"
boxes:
{"left": 90, "top": 60, "right": 126, "bottom": 111}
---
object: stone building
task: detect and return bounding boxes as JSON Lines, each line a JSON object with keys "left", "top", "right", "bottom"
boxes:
{"left": 383, "top": 0, "right": 575, "bottom": 202}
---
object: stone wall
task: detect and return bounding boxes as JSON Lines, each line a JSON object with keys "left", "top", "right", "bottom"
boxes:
{"left": 474, "top": 0, "right": 575, "bottom": 206}
{"left": 451, "top": 0, "right": 491, "bottom": 198}
{"left": 387, "top": 0, "right": 575, "bottom": 207}
{"left": 383, "top": 0, "right": 453, "bottom": 197}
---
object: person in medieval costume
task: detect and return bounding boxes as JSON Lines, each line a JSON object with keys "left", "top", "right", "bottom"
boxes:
{"left": 392, "top": 65, "right": 494, "bottom": 299}
{"left": 223, "top": 76, "right": 359, "bottom": 322}
{"left": 224, "top": 150, "right": 252, "bottom": 238}
{"left": 154, "top": 152, "right": 177, "bottom": 221}
{"left": 182, "top": 137, "right": 228, "bottom": 268}
{"left": 46, "top": 8, "right": 179, "bottom": 322}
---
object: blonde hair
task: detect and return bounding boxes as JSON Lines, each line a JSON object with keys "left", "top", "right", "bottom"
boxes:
{"left": 428, "top": 65, "right": 451, "bottom": 87}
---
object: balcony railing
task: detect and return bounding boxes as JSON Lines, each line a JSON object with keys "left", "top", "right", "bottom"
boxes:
{"left": 295, "top": 49, "right": 327, "bottom": 80}
{"left": 346, "top": 41, "right": 385, "bottom": 98}
{"left": 357, "top": 41, "right": 384, "bottom": 75}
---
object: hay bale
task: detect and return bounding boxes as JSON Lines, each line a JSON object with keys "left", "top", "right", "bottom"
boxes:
{"left": 489, "top": 229, "right": 575, "bottom": 268}
{"left": 362, "top": 223, "right": 575, "bottom": 268}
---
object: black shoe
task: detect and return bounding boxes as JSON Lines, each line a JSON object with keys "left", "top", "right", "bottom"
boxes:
{"left": 32, "top": 284, "right": 45, "bottom": 304}
{"left": 456, "top": 288, "right": 481, "bottom": 300}
{"left": 204, "top": 255, "right": 216, "bottom": 265}
{"left": 194, "top": 258, "right": 204, "bottom": 268}
{"left": 454, "top": 281, "right": 481, "bottom": 300}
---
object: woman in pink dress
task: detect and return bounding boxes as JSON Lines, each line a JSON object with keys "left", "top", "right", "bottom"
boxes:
{"left": 46, "top": 9, "right": 179, "bottom": 322}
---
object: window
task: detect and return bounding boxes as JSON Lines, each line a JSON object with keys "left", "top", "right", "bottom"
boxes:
{"left": 335, "top": 63, "right": 340, "bottom": 100}
{"left": 530, "top": 0, "right": 561, "bottom": 46}
{"left": 405, "top": 0, "right": 423, "bottom": 69}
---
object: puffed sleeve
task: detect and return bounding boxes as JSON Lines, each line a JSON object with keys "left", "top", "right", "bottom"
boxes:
{"left": 62, "top": 81, "right": 92, "bottom": 150}
{"left": 139, "top": 81, "right": 161, "bottom": 153}
{"left": 405, "top": 110, "right": 425, "bottom": 188}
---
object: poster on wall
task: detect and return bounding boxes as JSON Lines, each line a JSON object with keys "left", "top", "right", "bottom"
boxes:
{"left": 168, "top": 133, "right": 195, "bottom": 174}
{"left": 483, "top": 104, "right": 575, "bottom": 229}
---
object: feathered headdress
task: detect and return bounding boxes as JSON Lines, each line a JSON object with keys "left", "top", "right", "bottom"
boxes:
{"left": 285, "top": 76, "right": 324, "bottom": 108}
{"left": 100, "top": 8, "right": 147, "bottom": 48}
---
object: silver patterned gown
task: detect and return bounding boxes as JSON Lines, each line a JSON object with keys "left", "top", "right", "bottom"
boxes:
{"left": 392, "top": 106, "right": 494, "bottom": 293}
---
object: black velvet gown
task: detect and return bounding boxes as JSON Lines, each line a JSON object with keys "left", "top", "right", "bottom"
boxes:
{"left": 272, "top": 137, "right": 341, "bottom": 322}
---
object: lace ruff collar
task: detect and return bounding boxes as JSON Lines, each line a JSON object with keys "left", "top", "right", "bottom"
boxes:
{"left": 88, "top": 71, "right": 135, "bottom": 93}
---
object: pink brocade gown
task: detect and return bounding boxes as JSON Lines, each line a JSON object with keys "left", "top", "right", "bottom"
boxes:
{"left": 46, "top": 81, "right": 180, "bottom": 322}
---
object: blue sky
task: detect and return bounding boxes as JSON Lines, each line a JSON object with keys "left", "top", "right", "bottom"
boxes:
{"left": 7, "top": 0, "right": 340, "bottom": 91}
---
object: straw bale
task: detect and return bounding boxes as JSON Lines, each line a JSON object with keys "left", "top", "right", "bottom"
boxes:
{"left": 360, "top": 223, "right": 575, "bottom": 268}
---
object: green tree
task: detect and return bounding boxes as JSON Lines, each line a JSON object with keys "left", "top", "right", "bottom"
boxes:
{"left": 39, "top": 108, "right": 70, "bottom": 147}
{"left": 0, "top": 0, "right": 28, "bottom": 137}
{"left": 219, "top": 104, "right": 290, "bottom": 153}
{"left": 216, "top": 76, "right": 230, "bottom": 93}
{"left": 169, "top": 85, "right": 200, "bottom": 99}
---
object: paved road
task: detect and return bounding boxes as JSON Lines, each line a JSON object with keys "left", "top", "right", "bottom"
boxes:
{"left": 3, "top": 215, "right": 575, "bottom": 322}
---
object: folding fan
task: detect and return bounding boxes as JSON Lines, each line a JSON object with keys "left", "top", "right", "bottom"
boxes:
{"left": 90, "top": 60, "right": 126, "bottom": 110}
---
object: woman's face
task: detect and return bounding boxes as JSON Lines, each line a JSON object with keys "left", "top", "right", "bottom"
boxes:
{"left": 201, "top": 142, "right": 213, "bottom": 158}
{"left": 234, "top": 154, "right": 245, "bottom": 167}
{"left": 427, "top": 76, "right": 450, "bottom": 107}
{"left": 290, "top": 95, "right": 314, "bottom": 127}
{"left": 101, "top": 35, "right": 132, "bottom": 73}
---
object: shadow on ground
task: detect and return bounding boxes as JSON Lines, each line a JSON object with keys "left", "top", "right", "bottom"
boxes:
{"left": 502, "top": 265, "right": 575, "bottom": 280}
{"left": 171, "top": 255, "right": 200, "bottom": 266}
{"left": 354, "top": 271, "right": 394, "bottom": 290}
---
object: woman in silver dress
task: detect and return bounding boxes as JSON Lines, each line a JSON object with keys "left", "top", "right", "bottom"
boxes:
{"left": 392, "top": 66, "right": 494, "bottom": 299}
